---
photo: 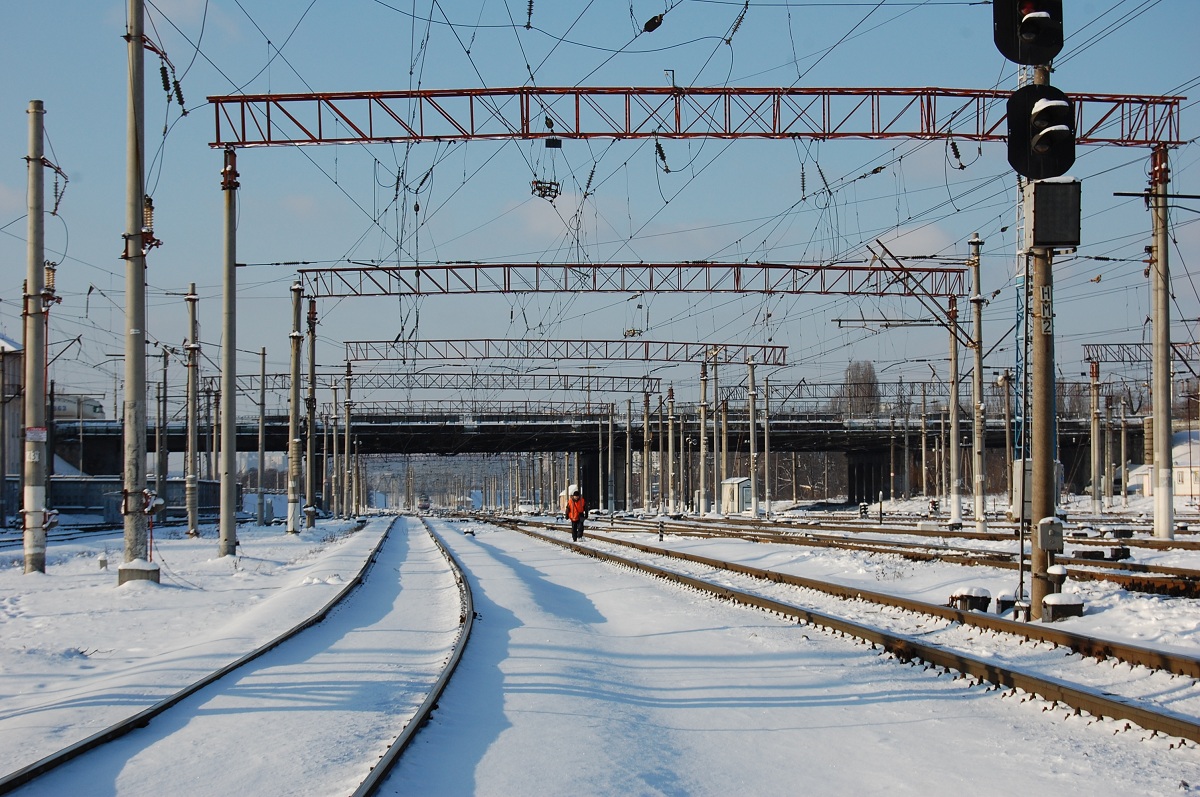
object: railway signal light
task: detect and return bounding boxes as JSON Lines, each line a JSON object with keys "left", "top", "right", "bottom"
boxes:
{"left": 1007, "top": 84, "right": 1075, "bottom": 180}
{"left": 994, "top": 0, "right": 1063, "bottom": 65}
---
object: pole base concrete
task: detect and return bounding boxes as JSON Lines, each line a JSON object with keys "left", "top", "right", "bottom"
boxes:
{"left": 118, "top": 560, "right": 161, "bottom": 585}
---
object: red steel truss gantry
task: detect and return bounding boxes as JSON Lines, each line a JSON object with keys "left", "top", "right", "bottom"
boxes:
{"left": 345, "top": 338, "right": 787, "bottom": 366}
{"left": 302, "top": 261, "right": 964, "bottom": 299}
{"left": 208, "top": 86, "right": 1183, "bottom": 148}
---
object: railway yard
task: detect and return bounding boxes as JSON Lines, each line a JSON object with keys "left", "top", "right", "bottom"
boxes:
{"left": 0, "top": 508, "right": 1197, "bottom": 795}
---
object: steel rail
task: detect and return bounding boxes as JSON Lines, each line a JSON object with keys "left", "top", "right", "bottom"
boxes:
{"left": 353, "top": 517, "right": 475, "bottom": 796}
{"left": 499, "top": 517, "right": 1200, "bottom": 679}
{"left": 0, "top": 518, "right": 392, "bottom": 795}
{"left": 613, "top": 517, "right": 1200, "bottom": 598}
{"left": 498, "top": 520, "right": 1200, "bottom": 743}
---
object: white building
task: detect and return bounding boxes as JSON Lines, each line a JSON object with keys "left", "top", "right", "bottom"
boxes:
{"left": 1129, "top": 430, "right": 1200, "bottom": 498}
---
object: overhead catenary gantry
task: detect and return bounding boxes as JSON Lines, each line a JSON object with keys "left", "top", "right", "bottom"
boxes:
{"left": 345, "top": 338, "right": 787, "bottom": 366}
{"left": 203, "top": 371, "right": 662, "bottom": 394}
{"left": 321, "top": 400, "right": 633, "bottom": 417}
{"left": 299, "top": 261, "right": 964, "bottom": 299}
{"left": 208, "top": 86, "right": 1182, "bottom": 148}
{"left": 203, "top": 82, "right": 1183, "bottom": 526}
{"left": 1083, "top": 342, "right": 1199, "bottom": 377}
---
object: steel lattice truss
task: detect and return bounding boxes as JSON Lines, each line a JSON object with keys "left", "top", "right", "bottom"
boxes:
{"left": 345, "top": 338, "right": 787, "bottom": 365}
{"left": 320, "top": 400, "right": 617, "bottom": 417}
{"left": 208, "top": 86, "right": 1183, "bottom": 148}
{"left": 202, "top": 371, "right": 660, "bottom": 393}
{"left": 1083, "top": 342, "right": 1199, "bottom": 365}
{"left": 301, "top": 262, "right": 964, "bottom": 299}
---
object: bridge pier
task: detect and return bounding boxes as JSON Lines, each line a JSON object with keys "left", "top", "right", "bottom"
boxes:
{"left": 847, "top": 452, "right": 887, "bottom": 506}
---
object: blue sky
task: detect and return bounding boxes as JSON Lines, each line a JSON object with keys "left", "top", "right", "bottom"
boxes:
{"left": 1, "top": 0, "right": 1197, "bottom": 417}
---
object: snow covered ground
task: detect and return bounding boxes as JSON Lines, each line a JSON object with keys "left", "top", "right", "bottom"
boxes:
{"left": 0, "top": 508, "right": 1197, "bottom": 796}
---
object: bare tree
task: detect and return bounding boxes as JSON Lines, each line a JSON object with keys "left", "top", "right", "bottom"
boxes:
{"left": 844, "top": 361, "right": 880, "bottom": 416}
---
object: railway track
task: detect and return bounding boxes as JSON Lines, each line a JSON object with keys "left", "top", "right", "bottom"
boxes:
{"left": 487, "top": 515, "right": 1200, "bottom": 745}
{"left": 0, "top": 517, "right": 474, "bottom": 797}
{"left": 589, "top": 514, "right": 1200, "bottom": 597}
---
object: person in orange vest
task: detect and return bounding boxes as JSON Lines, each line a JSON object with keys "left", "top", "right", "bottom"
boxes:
{"left": 566, "top": 488, "right": 586, "bottom": 542}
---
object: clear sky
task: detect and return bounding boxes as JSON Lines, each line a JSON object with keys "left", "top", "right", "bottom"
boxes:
{"left": 1, "top": 1, "right": 1197, "bottom": 418}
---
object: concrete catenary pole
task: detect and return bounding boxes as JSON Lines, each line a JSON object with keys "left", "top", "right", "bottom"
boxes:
{"left": 607, "top": 407, "right": 615, "bottom": 514}
{"left": 1030, "top": 239, "right": 1056, "bottom": 619}
{"left": 667, "top": 388, "right": 676, "bottom": 513}
{"left": 1150, "top": 144, "right": 1174, "bottom": 540}
{"left": 257, "top": 347, "right": 266, "bottom": 526}
{"left": 656, "top": 397, "right": 664, "bottom": 510}
{"left": 286, "top": 282, "right": 303, "bottom": 533}
{"left": 321, "top": 413, "right": 330, "bottom": 511}
{"left": 764, "top": 376, "right": 771, "bottom": 519}
{"left": 156, "top": 348, "right": 168, "bottom": 522}
{"left": 698, "top": 361, "right": 708, "bottom": 515}
{"left": 330, "top": 384, "right": 340, "bottom": 517}
{"left": 711, "top": 352, "right": 720, "bottom": 501}
{"left": 1104, "top": 396, "right": 1114, "bottom": 510}
{"left": 969, "top": 233, "right": 987, "bottom": 533}
{"left": 23, "top": 100, "right": 47, "bottom": 574}
{"left": 343, "top": 363, "right": 353, "bottom": 517}
{"left": 642, "top": 392, "right": 651, "bottom": 510}
{"left": 748, "top": 360, "right": 758, "bottom": 517}
{"left": 185, "top": 284, "right": 200, "bottom": 537}
{"left": 625, "top": 398, "right": 632, "bottom": 511}
{"left": 947, "top": 296, "right": 963, "bottom": 528}
{"left": 306, "top": 299, "right": 317, "bottom": 526}
{"left": 121, "top": 0, "right": 159, "bottom": 581}
{"left": 1090, "top": 361, "right": 1102, "bottom": 516}
{"left": 217, "top": 146, "right": 239, "bottom": 559}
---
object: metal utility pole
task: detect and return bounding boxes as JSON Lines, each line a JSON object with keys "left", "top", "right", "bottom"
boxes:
{"left": 286, "top": 282, "right": 302, "bottom": 533}
{"left": 257, "top": 347, "right": 266, "bottom": 526}
{"left": 217, "top": 147, "right": 239, "bottom": 558}
{"left": 947, "top": 296, "right": 963, "bottom": 528}
{"left": 343, "top": 363, "right": 353, "bottom": 518}
{"left": 748, "top": 360, "right": 758, "bottom": 517}
{"left": 698, "top": 361, "right": 708, "bottom": 514}
{"left": 120, "top": 0, "right": 159, "bottom": 581}
{"left": 23, "top": 100, "right": 48, "bottom": 574}
{"left": 969, "top": 233, "right": 987, "bottom": 533}
{"left": 1151, "top": 144, "right": 1174, "bottom": 540}
{"left": 667, "top": 388, "right": 676, "bottom": 513}
{"left": 185, "top": 284, "right": 200, "bottom": 537}
{"left": 1090, "top": 361, "right": 1102, "bottom": 516}
{"left": 306, "top": 299, "right": 317, "bottom": 526}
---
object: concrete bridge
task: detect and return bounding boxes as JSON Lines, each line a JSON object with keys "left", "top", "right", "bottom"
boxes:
{"left": 52, "top": 405, "right": 1138, "bottom": 507}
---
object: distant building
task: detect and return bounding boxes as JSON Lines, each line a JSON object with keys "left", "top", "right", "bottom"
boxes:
{"left": 1129, "top": 431, "right": 1200, "bottom": 498}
